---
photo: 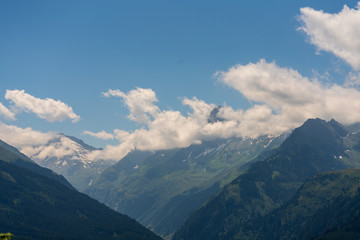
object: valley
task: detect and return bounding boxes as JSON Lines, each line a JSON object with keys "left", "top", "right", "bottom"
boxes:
{"left": 2, "top": 118, "right": 360, "bottom": 240}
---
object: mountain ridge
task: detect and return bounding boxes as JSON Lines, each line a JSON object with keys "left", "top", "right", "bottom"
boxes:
{"left": 0, "top": 138, "right": 73, "bottom": 190}
{"left": 0, "top": 140, "right": 162, "bottom": 240}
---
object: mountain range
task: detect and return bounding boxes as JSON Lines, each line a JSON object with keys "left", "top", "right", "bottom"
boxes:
{"left": 85, "top": 133, "right": 289, "bottom": 237}
{"left": 172, "top": 119, "right": 360, "bottom": 240}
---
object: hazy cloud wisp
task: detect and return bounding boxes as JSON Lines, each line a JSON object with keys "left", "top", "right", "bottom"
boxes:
{"left": 0, "top": 103, "right": 16, "bottom": 121}
{"left": 0, "top": 122, "right": 57, "bottom": 148}
{"left": 83, "top": 130, "right": 114, "bottom": 140}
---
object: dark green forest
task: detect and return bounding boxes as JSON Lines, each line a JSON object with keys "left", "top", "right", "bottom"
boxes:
{"left": 0, "top": 143, "right": 161, "bottom": 240}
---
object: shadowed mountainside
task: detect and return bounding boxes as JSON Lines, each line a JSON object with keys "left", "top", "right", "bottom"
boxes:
{"left": 173, "top": 119, "right": 360, "bottom": 240}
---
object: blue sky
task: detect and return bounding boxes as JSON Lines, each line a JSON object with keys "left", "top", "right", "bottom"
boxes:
{"left": 1, "top": 1, "right": 360, "bottom": 160}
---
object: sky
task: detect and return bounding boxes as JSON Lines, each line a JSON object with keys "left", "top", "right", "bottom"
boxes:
{"left": 1, "top": 0, "right": 360, "bottom": 161}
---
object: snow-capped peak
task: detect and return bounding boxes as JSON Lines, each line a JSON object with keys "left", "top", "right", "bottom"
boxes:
{"left": 21, "top": 133, "right": 106, "bottom": 166}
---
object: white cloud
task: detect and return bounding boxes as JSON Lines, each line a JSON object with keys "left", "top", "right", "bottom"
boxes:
{"left": 22, "top": 142, "right": 74, "bottom": 161}
{"left": 5, "top": 89, "right": 80, "bottom": 122}
{"left": 83, "top": 130, "right": 114, "bottom": 140}
{"left": 0, "top": 122, "right": 57, "bottom": 148}
{"left": 102, "top": 88, "right": 159, "bottom": 124}
{"left": 102, "top": 89, "right": 125, "bottom": 98}
{"left": 298, "top": 2, "right": 360, "bottom": 70}
{"left": 90, "top": 110, "right": 201, "bottom": 160}
{"left": 218, "top": 59, "right": 360, "bottom": 126}
{"left": 88, "top": 142, "right": 134, "bottom": 162}
{"left": 217, "top": 59, "right": 319, "bottom": 108}
{"left": 0, "top": 103, "right": 16, "bottom": 121}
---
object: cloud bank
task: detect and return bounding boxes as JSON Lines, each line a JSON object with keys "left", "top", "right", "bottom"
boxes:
{"left": 5, "top": 89, "right": 80, "bottom": 122}
{"left": 87, "top": 59, "right": 360, "bottom": 160}
{"left": 299, "top": 2, "right": 360, "bottom": 70}
{"left": 0, "top": 122, "right": 57, "bottom": 147}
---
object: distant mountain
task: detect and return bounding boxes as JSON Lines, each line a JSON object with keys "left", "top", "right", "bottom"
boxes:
{"left": 0, "top": 138, "right": 73, "bottom": 189}
{"left": 344, "top": 121, "right": 360, "bottom": 133}
{"left": 0, "top": 142, "right": 162, "bottom": 240}
{"left": 172, "top": 119, "right": 360, "bottom": 240}
{"left": 208, "top": 106, "right": 225, "bottom": 123}
{"left": 26, "top": 134, "right": 116, "bottom": 191}
{"left": 86, "top": 132, "right": 289, "bottom": 238}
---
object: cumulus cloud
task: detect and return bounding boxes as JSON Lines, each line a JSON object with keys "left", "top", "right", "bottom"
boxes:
{"left": 0, "top": 103, "right": 16, "bottom": 121}
{"left": 0, "top": 122, "right": 57, "bottom": 148}
{"left": 102, "top": 88, "right": 159, "bottom": 124}
{"left": 218, "top": 59, "right": 319, "bottom": 108}
{"left": 5, "top": 89, "right": 80, "bottom": 122}
{"left": 298, "top": 2, "right": 360, "bottom": 70}
{"left": 218, "top": 59, "right": 360, "bottom": 126}
{"left": 87, "top": 96, "right": 214, "bottom": 160}
{"left": 83, "top": 130, "right": 114, "bottom": 140}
